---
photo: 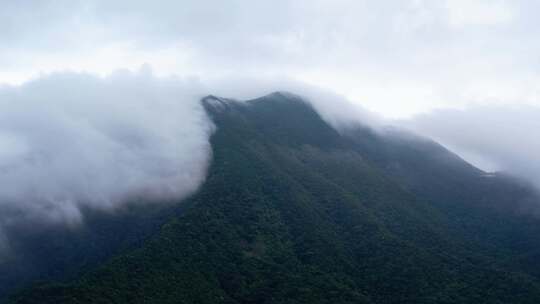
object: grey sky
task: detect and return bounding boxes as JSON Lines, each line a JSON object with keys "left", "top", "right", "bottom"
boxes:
{"left": 2, "top": 0, "right": 540, "bottom": 117}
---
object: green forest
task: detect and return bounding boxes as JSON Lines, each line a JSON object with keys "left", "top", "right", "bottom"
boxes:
{"left": 9, "top": 93, "right": 540, "bottom": 304}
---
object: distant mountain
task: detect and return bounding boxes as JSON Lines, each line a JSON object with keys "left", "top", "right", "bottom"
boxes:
{"left": 9, "top": 92, "right": 540, "bottom": 303}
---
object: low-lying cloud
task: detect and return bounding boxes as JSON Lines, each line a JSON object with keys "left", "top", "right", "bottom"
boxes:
{"left": 2, "top": 67, "right": 538, "bottom": 253}
{"left": 0, "top": 69, "right": 385, "bottom": 254}
{"left": 403, "top": 105, "right": 540, "bottom": 189}
{"left": 0, "top": 68, "right": 214, "bottom": 231}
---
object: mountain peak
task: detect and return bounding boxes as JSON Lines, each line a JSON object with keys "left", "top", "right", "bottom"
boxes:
{"left": 201, "top": 95, "right": 235, "bottom": 114}
{"left": 10, "top": 90, "right": 540, "bottom": 304}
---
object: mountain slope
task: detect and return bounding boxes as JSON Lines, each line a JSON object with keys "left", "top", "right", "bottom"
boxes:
{"left": 11, "top": 92, "right": 540, "bottom": 303}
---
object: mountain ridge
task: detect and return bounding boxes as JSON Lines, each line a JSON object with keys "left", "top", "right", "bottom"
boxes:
{"left": 8, "top": 92, "right": 540, "bottom": 303}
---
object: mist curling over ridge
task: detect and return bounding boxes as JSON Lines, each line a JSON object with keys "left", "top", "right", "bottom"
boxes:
{"left": 0, "top": 69, "right": 214, "bottom": 231}
{"left": 0, "top": 66, "right": 388, "bottom": 251}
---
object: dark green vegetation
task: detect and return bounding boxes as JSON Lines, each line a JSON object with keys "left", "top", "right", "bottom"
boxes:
{"left": 0, "top": 200, "right": 179, "bottom": 302}
{"left": 8, "top": 92, "right": 540, "bottom": 303}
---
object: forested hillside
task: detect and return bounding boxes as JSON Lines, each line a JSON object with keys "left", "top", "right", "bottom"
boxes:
{"left": 11, "top": 93, "right": 540, "bottom": 303}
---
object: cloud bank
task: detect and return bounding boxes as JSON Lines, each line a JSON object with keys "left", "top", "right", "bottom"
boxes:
{"left": 403, "top": 105, "right": 540, "bottom": 189}
{"left": 0, "top": 68, "right": 213, "bottom": 231}
{"left": 1, "top": 65, "right": 538, "bottom": 237}
{"left": 0, "top": 68, "right": 387, "bottom": 254}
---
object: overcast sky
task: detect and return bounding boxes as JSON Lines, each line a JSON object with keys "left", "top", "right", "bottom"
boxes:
{"left": 0, "top": 0, "right": 539, "bottom": 235}
{"left": 2, "top": 0, "right": 540, "bottom": 117}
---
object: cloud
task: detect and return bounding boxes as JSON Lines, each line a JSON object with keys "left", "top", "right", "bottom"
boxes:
{"left": 0, "top": 68, "right": 214, "bottom": 231}
{"left": 0, "top": 66, "right": 387, "bottom": 255}
{"left": 402, "top": 105, "right": 540, "bottom": 188}
{"left": 445, "top": 0, "right": 515, "bottom": 28}
{"left": 2, "top": 0, "right": 540, "bottom": 119}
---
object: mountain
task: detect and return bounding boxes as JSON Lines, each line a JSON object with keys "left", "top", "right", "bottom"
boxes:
{"left": 8, "top": 92, "right": 540, "bottom": 303}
